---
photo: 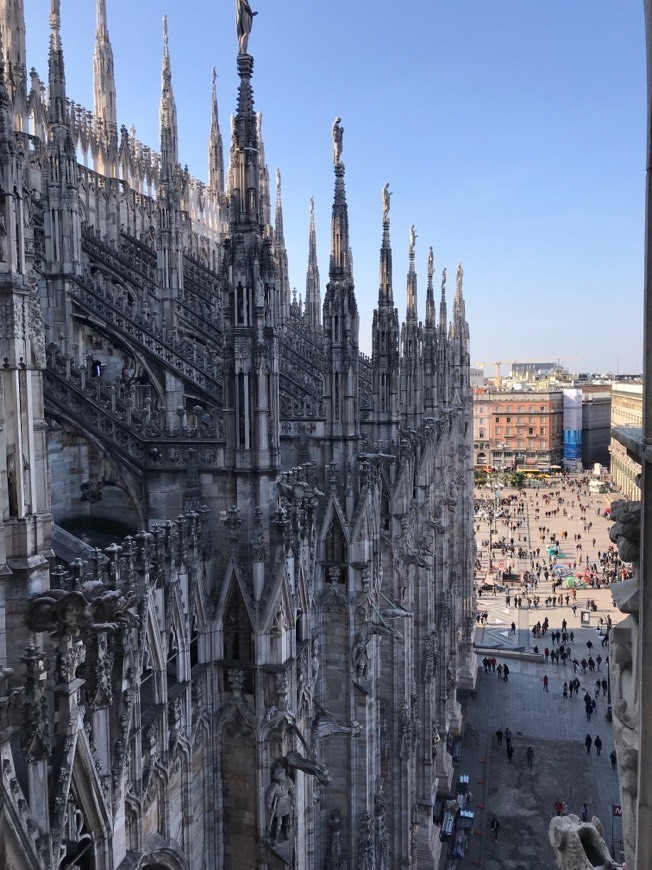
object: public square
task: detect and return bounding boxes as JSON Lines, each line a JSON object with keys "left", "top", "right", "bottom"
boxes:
{"left": 440, "top": 475, "right": 627, "bottom": 869}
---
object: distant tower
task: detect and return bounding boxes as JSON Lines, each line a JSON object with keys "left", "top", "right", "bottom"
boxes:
{"left": 371, "top": 183, "right": 400, "bottom": 444}
{"left": 304, "top": 197, "right": 322, "bottom": 332}
{"left": 322, "top": 117, "right": 360, "bottom": 467}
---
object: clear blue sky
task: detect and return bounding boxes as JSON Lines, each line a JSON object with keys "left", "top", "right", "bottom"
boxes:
{"left": 24, "top": 0, "right": 646, "bottom": 374}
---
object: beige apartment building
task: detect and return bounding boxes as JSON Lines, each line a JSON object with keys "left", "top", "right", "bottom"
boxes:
{"left": 473, "top": 387, "right": 564, "bottom": 470}
{"left": 609, "top": 381, "right": 643, "bottom": 499}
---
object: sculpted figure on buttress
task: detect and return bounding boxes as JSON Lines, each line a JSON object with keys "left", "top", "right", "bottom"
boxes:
{"left": 236, "top": 0, "right": 257, "bottom": 55}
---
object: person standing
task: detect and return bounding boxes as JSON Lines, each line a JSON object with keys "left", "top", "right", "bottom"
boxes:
{"left": 581, "top": 802, "right": 589, "bottom": 822}
{"left": 594, "top": 735, "right": 603, "bottom": 756}
{"left": 496, "top": 728, "right": 503, "bottom": 747}
{"left": 610, "top": 749, "right": 617, "bottom": 771}
{"left": 507, "top": 744, "right": 514, "bottom": 764}
{"left": 543, "top": 674, "right": 549, "bottom": 692}
{"left": 585, "top": 734, "right": 593, "bottom": 754}
{"left": 491, "top": 817, "right": 501, "bottom": 841}
{"left": 511, "top": 621, "right": 516, "bottom": 634}
{"left": 503, "top": 664, "right": 510, "bottom": 682}
{"left": 526, "top": 746, "right": 535, "bottom": 769}
{"left": 505, "top": 727, "right": 512, "bottom": 748}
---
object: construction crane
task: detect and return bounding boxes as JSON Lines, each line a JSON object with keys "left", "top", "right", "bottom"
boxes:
{"left": 475, "top": 361, "right": 503, "bottom": 387}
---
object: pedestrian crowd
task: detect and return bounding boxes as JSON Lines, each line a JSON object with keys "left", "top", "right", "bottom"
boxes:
{"left": 475, "top": 472, "right": 623, "bottom": 849}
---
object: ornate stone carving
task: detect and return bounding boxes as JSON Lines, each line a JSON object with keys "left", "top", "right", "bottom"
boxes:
{"left": 410, "top": 803, "right": 420, "bottom": 862}
{"left": 379, "top": 699, "right": 390, "bottom": 759}
{"left": 423, "top": 631, "right": 439, "bottom": 683}
{"left": 357, "top": 810, "right": 373, "bottom": 870}
{"left": 609, "top": 501, "right": 641, "bottom": 563}
{"left": 27, "top": 275, "right": 47, "bottom": 369}
{"left": 353, "top": 631, "right": 371, "bottom": 682}
{"left": 548, "top": 814, "right": 624, "bottom": 869}
{"left": 374, "top": 780, "right": 390, "bottom": 870}
{"left": 326, "top": 808, "right": 345, "bottom": 870}
{"left": 284, "top": 750, "right": 331, "bottom": 787}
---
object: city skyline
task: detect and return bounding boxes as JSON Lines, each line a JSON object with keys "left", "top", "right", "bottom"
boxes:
{"left": 24, "top": 0, "right": 646, "bottom": 373}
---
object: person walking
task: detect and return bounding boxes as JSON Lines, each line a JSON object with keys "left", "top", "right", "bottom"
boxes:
{"left": 594, "top": 735, "right": 603, "bottom": 756}
{"left": 610, "top": 749, "right": 617, "bottom": 771}
{"left": 496, "top": 728, "right": 503, "bottom": 747}
{"left": 505, "top": 727, "right": 512, "bottom": 748}
{"left": 491, "top": 817, "right": 501, "bottom": 841}
{"left": 543, "top": 674, "right": 549, "bottom": 692}
{"left": 503, "top": 664, "right": 510, "bottom": 682}
{"left": 507, "top": 744, "right": 514, "bottom": 764}
{"left": 511, "top": 621, "right": 516, "bottom": 635}
{"left": 585, "top": 734, "right": 593, "bottom": 754}
{"left": 526, "top": 746, "right": 535, "bottom": 769}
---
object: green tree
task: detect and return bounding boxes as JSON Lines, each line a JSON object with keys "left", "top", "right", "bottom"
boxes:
{"left": 508, "top": 471, "right": 526, "bottom": 489}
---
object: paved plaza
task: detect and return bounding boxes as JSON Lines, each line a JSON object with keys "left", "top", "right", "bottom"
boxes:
{"left": 439, "top": 476, "right": 626, "bottom": 869}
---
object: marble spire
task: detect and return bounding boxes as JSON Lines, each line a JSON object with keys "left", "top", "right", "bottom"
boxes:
{"left": 0, "top": 0, "right": 27, "bottom": 129}
{"left": 160, "top": 15, "right": 178, "bottom": 170}
{"left": 208, "top": 67, "right": 224, "bottom": 194}
{"left": 48, "top": 0, "right": 67, "bottom": 126}
{"left": 274, "top": 168, "right": 290, "bottom": 322}
{"left": 93, "top": 0, "right": 117, "bottom": 133}
{"left": 305, "top": 197, "right": 322, "bottom": 330}
{"left": 328, "top": 116, "right": 351, "bottom": 281}
{"left": 439, "top": 267, "right": 448, "bottom": 332}
{"left": 379, "top": 183, "right": 393, "bottom": 304}
{"left": 406, "top": 224, "right": 418, "bottom": 320}
{"left": 425, "top": 246, "right": 435, "bottom": 329}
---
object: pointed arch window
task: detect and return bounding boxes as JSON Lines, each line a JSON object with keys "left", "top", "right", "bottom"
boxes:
{"left": 224, "top": 585, "right": 254, "bottom": 664}
{"left": 324, "top": 513, "right": 347, "bottom": 564}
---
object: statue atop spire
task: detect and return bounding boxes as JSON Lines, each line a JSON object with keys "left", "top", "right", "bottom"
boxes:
{"left": 332, "top": 116, "right": 343, "bottom": 165}
{"left": 409, "top": 224, "right": 417, "bottom": 259}
{"left": 456, "top": 262, "right": 463, "bottom": 295}
{"left": 236, "top": 0, "right": 257, "bottom": 55}
{"left": 382, "top": 183, "right": 391, "bottom": 223}
{"left": 428, "top": 247, "right": 434, "bottom": 280}
{"left": 441, "top": 267, "right": 446, "bottom": 292}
